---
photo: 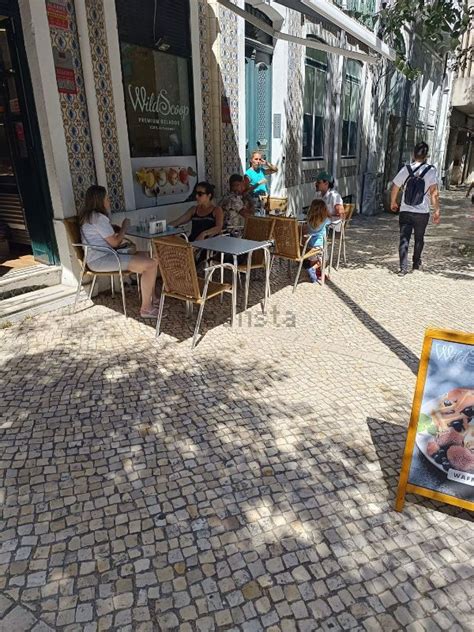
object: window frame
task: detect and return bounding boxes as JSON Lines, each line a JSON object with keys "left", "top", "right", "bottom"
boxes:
{"left": 341, "top": 60, "right": 362, "bottom": 159}
{"left": 302, "top": 39, "right": 328, "bottom": 161}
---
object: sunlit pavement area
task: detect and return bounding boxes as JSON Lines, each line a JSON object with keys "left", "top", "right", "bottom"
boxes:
{"left": 0, "top": 190, "right": 473, "bottom": 631}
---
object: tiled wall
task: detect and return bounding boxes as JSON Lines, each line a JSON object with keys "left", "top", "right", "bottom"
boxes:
{"left": 284, "top": 10, "right": 304, "bottom": 189}
{"left": 47, "top": 1, "right": 96, "bottom": 212}
{"left": 85, "top": 0, "right": 125, "bottom": 212}
{"left": 217, "top": 5, "right": 241, "bottom": 189}
{"left": 198, "top": 0, "right": 242, "bottom": 195}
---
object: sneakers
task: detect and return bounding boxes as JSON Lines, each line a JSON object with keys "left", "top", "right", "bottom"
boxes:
{"left": 397, "top": 269, "right": 408, "bottom": 277}
{"left": 412, "top": 261, "right": 423, "bottom": 271}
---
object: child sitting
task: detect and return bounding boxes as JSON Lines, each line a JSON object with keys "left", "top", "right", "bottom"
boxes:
{"left": 303, "top": 199, "right": 331, "bottom": 283}
{"left": 219, "top": 174, "right": 255, "bottom": 231}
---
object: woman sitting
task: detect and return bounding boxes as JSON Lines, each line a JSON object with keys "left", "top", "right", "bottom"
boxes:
{"left": 169, "top": 181, "right": 223, "bottom": 242}
{"left": 79, "top": 185, "right": 159, "bottom": 319}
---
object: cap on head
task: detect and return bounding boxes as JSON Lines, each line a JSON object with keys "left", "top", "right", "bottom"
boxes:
{"left": 315, "top": 171, "right": 333, "bottom": 183}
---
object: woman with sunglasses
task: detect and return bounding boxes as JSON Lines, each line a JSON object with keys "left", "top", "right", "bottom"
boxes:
{"left": 169, "top": 181, "right": 223, "bottom": 242}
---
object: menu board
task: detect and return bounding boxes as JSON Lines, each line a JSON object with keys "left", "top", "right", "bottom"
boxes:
{"left": 396, "top": 329, "right": 474, "bottom": 512}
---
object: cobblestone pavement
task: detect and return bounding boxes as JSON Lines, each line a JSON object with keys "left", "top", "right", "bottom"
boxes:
{"left": 0, "top": 190, "right": 473, "bottom": 631}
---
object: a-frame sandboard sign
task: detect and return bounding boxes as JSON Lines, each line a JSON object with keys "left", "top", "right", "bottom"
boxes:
{"left": 396, "top": 328, "right": 474, "bottom": 513}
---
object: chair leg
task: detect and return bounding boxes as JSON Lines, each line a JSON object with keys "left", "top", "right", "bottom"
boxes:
{"left": 137, "top": 273, "right": 141, "bottom": 299}
{"left": 155, "top": 293, "right": 166, "bottom": 338}
{"left": 75, "top": 264, "right": 87, "bottom": 310}
{"left": 220, "top": 253, "right": 224, "bottom": 304}
{"left": 192, "top": 301, "right": 206, "bottom": 348}
{"left": 342, "top": 225, "right": 347, "bottom": 264}
{"left": 88, "top": 275, "right": 97, "bottom": 299}
{"left": 329, "top": 230, "right": 336, "bottom": 272}
{"left": 118, "top": 270, "right": 127, "bottom": 318}
{"left": 244, "top": 252, "right": 252, "bottom": 311}
{"left": 110, "top": 275, "right": 115, "bottom": 297}
{"left": 293, "top": 258, "right": 305, "bottom": 293}
{"left": 337, "top": 224, "right": 345, "bottom": 270}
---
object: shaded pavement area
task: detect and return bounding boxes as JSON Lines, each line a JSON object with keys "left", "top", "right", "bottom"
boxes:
{"left": 0, "top": 190, "right": 473, "bottom": 631}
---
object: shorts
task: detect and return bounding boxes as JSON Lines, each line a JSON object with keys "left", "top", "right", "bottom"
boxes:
{"left": 87, "top": 253, "right": 133, "bottom": 272}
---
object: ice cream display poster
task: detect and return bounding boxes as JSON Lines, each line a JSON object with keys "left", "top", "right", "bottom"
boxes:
{"left": 396, "top": 329, "right": 474, "bottom": 513}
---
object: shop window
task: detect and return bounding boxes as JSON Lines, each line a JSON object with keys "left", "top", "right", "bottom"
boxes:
{"left": 302, "top": 42, "right": 327, "bottom": 159}
{"left": 341, "top": 60, "right": 362, "bottom": 158}
{"left": 116, "top": 0, "right": 198, "bottom": 209}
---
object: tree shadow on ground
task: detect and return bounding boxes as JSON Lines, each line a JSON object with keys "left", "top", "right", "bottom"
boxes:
{"left": 0, "top": 337, "right": 472, "bottom": 629}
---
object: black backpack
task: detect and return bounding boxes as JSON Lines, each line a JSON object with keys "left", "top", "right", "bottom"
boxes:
{"left": 403, "top": 163, "right": 432, "bottom": 206}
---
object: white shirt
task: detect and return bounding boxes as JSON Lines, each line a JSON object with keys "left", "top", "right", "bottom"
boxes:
{"left": 314, "top": 189, "right": 343, "bottom": 218}
{"left": 80, "top": 212, "right": 115, "bottom": 262}
{"left": 392, "top": 161, "right": 438, "bottom": 214}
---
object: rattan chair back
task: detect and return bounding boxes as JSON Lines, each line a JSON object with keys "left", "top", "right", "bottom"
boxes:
{"left": 243, "top": 216, "right": 275, "bottom": 266}
{"left": 64, "top": 217, "right": 84, "bottom": 264}
{"left": 343, "top": 204, "right": 356, "bottom": 226}
{"left": 153, "top": 236, "right": 201, "bottom": 300}
{"left": 272, "top": 216, "right": 300, "bottom": 260}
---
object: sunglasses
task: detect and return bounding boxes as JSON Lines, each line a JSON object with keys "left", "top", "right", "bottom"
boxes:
{"left": 196, "top": 191, "right": 207, "bottom": 196}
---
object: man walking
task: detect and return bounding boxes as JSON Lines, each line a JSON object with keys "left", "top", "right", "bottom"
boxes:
{"left": 390, "top": 142, "right": 441, "bottom": 276}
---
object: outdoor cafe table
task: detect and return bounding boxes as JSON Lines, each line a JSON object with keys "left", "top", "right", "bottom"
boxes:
{"left": 126, "top": 226, "right": 187, "bottom": 256}
{"left": 190, "top": 235, "right": 273, "bottom": 326}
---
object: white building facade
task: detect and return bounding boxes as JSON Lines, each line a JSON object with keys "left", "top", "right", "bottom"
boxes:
{"left": 0, "top": 0, "right": 455, "bottom": 290}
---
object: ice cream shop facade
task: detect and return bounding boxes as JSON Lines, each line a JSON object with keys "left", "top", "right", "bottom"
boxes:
{"left": 5, "top": 0, "right": 401, "bottom": 288}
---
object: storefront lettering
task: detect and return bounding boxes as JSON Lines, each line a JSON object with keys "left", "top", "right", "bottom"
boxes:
{"left": 127, "top": 85, "right": 190, "bottom": 120}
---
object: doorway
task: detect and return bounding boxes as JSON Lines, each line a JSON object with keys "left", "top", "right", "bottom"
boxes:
{"left": 0, "top": 1, "right": 58, "bottom": 277}
{"left": 244, "top": 4, "right": 273, "bottom": 163}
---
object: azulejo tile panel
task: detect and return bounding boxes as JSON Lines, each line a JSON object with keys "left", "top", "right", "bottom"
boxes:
{"left": 198, "top": 0, "right": 214, "bottom": 185}
{"left": 47, "top": 0, "right": 96, "bottom": 212}
{"left": 285, "top": 10, "right": 304, "bottom": 189}
{"left": 218, "top": 6, "right": 241, "bottom": 188}
{"left": 85, "top": 0, "right": 125, "bottom": 212}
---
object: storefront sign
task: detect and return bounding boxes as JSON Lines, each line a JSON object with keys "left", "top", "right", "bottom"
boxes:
{"left": 46, "top": 0, "right": 69, "bottom": 30}
{"left": 120, "top": 43, "right": 195, "bottom": 159}
{"left": 53, "top": 48, "right": 76, "bottom": 95}
{"left": 396, "top": 328, "right": 474, "bottom": 513}
{"left": 120, "top": 42, "right": 196, "bottom": 207}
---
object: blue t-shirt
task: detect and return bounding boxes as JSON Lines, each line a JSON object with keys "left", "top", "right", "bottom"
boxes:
{"left": 307, "top": 218, "right": 330, "bottom": 248}
{"left": 245, "top": 167, "right": 268, "bottom": 195}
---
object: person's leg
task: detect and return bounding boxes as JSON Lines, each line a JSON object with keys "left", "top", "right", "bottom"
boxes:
{"left": 398, "top": 212, "right": 413, "bottom": 273}
{"left": 127, "top": 252, "right": 158, "bottom": 311}
{"left": 412, "top": 213, "right": 430, "bottom": 269}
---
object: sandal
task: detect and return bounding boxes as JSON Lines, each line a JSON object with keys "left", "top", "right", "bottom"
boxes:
{"left": 140, "top": 307, "right": 159, "bottom": 319}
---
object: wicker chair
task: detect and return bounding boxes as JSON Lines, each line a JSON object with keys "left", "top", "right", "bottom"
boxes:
{"left": 64, "top": 217, "right": 139, "bottom": 317}
{"left": 237, "top": 216, "right": 275, "bottom": 309}
{"left": 153, "top": 236, "right": 233, "bottom": 348}
{"left": 328, "top": 203, "right": 356, "bottom": 271}
{"left": 272, "top": 216, "right": 326, "bottom": 292}
{"left": 260, "top": 196, "right": 288, "bottom": 216}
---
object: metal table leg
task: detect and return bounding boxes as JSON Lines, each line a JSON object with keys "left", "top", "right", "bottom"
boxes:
{"left": 244, "top": 251, "right": 253, "bottom": 311}
{"left": 232, "top": 254, "right": 238, "bottom": 327}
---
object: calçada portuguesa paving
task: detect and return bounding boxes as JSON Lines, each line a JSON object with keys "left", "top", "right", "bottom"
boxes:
{"left": 0, "top": 190, "right": 473, "bottom": 632}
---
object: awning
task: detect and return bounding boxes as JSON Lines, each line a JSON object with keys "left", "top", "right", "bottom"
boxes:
{"left": 275, "top": 0, "right": 395, "bottom": 61}
{"left": 217, "top": 0, "right": 395, "bottom": 64}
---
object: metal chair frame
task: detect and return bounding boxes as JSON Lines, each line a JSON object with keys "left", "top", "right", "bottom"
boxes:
{"left": 73, "top": 244, "right": 137, "bottom": 317}
{"left": 271, "top": 217, "right": 327, "bottom": 292}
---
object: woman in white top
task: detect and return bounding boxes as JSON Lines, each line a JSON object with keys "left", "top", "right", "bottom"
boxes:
{"left": 79, "top": 185, "right": 159, "bottom": 319}
{"left": 313, "top": 171, "right": 345, "bottom": 220}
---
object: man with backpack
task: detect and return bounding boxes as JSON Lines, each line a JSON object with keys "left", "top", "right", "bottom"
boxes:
{"left": 390, "top": 142, "right": 441, "bottom": 276}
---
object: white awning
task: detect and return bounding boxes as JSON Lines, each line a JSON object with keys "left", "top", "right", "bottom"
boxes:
{"left": 217, "top": 0, "right": 396, "bottom": 64}
{"left": 276, "top": 0, "right": 395, "bottom": 60}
